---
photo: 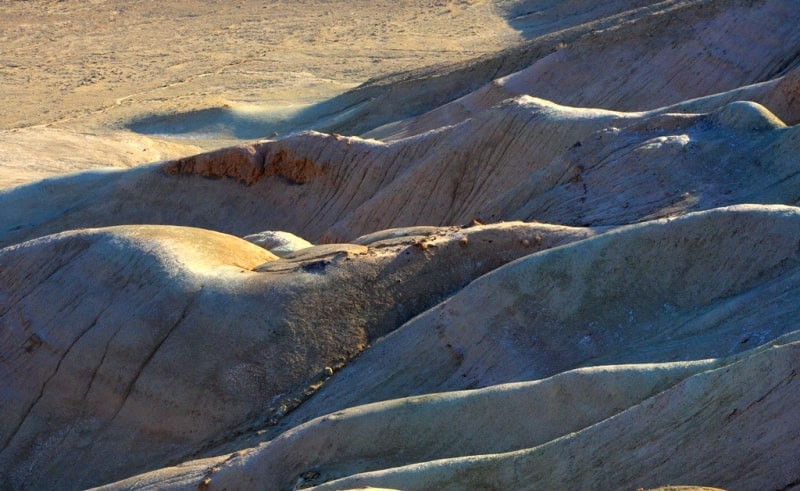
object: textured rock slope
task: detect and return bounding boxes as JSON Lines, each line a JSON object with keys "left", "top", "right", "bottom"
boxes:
{"left": 2, "top": 96, "right": 799, "bottom": 249}
{"left": 1, "top": 222, "right": 596, "bottom": 489}
{"left": 1, "top": 0, "right": 800, "bottom": 490}
{"left": 94, "top": 205, "right": 800, "bottom": 491}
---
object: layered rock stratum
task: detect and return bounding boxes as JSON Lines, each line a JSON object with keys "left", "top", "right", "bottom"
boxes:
{"left": 1, "top": 0, "right": 800, "bottom": 490}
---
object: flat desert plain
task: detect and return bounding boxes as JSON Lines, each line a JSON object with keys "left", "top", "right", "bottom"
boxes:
{"left": 0, "top": 0, "right": 519, "bottom": 186}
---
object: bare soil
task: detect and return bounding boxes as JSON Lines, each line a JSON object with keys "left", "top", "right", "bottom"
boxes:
{"left": 0, "top": 0, "right": 521, "bottom": 133}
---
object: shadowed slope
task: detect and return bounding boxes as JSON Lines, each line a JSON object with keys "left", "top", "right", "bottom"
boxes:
{"left": 244, "top": 205, "right": 800, "bottom": 437}
{"left": 0, "top": 222, "right": 594, "bottom": 490}
{"left": 1, "top": 98, "right": 798, "bottom": 251}
{"left": 1, "top": 2, "right": 798, "bottom": 489}
{"left": 267, "top": 0, "right": 799, "bottom": 139}
{"left": 93, "top": 204, "right": 800, "bottom": 490}
{"left": 309, "top": 337, "right": 800, "bottom": 491}
{"left": 365, "top": 0, "right": 800, "bottom": 140}
{"left": 95, "top": 360, "right": 718, "bottom": 490}
{"left": 0, "top": 127, "right": 200, "bottom": 190}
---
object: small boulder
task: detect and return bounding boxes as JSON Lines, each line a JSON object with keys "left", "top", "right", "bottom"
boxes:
{"left": 243, "top": 230, "right": 313, "bottom": 257}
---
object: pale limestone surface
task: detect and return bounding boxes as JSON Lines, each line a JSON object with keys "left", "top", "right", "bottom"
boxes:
{"left": 1, "top": 222, "right": 596, "bottom": 489}
{"left": 242, "top": 231, "right": 313, "bottom": 257}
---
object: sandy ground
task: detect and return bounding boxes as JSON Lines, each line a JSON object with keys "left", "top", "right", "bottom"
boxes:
{"left": 0, "top": 0, "right": 522, "bottom": 188}
{"left": 1, "top": 0, "right": 520, "bottom": 133}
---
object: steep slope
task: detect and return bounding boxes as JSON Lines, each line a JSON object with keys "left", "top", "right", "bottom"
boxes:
{"left": 92, "top": 204, "right": 800, "bottom": 490}
{"left": 0, "top": 222, "right": 594, "bottom": 490}
{"left": 1, "top": 1, "right": 798, "bottom": 489}
{"left": 363, "top": 0, "right": 800, "bottom": 140}
{"left": 2, "top": 97, "right": 798, "bottom": 251}
{"left": 96, "top": 360, "right": 720, "bottom": 490}
{"left": 247, "top": 204, "right": 800, "bottom": 436}
{"left": 309, "top": 337, "right": 800, "bottom": 491}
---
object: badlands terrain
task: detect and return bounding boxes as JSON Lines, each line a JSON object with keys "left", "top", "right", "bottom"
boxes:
{"left": 1, "top": 0, "right": 800, "bottom": 490}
